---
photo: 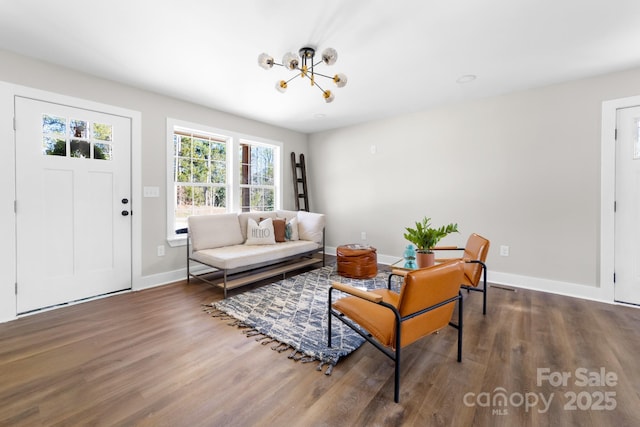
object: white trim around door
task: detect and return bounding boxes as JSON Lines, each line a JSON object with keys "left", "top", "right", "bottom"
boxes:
{"left": 0, "top": 82, "right": 142, "bottom": 322}
{"left": 601, "top": 94, "right": 640, "bottom": 305}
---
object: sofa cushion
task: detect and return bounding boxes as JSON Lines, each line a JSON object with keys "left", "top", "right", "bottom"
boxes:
{"left": 276, "top": 210, "right": 297, "bottom": 221}
{"left": 188, "top": 213, "right": 243, "bottom": 252}
{"left": 245, "top": 218, "right": 276, "bottom": 245}
{"left": 191, "top": 240, "right": 320, "bottom": 270}
{"left": 297, "top": 211, "right": 325, "bottom": 244}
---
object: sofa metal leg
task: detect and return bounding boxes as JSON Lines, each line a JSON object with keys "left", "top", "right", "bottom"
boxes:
{"left": 223, "top": 270, "right": 228, "bottom": 299}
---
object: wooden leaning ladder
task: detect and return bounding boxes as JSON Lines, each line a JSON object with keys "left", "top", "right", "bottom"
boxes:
{"left": 291, "top": 152, "right": 309, "bottom": 211}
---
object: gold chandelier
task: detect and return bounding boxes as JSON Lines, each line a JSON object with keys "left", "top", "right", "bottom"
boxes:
{"left": 258, "top": 46, "right": 347, "bottom": 103}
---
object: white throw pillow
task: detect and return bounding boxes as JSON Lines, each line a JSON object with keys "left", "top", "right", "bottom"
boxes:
{"left": 297, "top": 211, "right": 325, "bottom": 244}
{"left": 285, "top": 217, "right": 299, "bottom": 241}
{"left": 245, "top": 218, "right": 276, "bottom": 245}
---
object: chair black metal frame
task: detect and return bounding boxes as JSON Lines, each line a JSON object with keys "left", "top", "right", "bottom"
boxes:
{"left": 328, "top": 273, "right": 463, "bottom": 403}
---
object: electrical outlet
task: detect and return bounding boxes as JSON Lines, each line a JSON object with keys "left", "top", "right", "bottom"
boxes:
{"left": 500, "top": 245, "right": 509, "bottom": 256}
{"left": 157, "top": 245, "right": 165, "bottom": 257}
{"left": 361, "top": 231, "right": 367, "bottom": 240}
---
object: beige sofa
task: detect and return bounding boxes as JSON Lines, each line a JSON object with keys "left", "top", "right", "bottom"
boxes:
{"left": 187, "top": 210, "right": 325, "bottom": 297}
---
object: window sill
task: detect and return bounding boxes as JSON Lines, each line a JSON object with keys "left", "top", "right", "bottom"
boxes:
{"left": 167, "top": 235, "right": 187, "bottom": 248}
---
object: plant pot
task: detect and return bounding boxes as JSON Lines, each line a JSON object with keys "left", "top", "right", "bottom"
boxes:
{"left": 416, "top": 251, "right": 435, "bottom": 268}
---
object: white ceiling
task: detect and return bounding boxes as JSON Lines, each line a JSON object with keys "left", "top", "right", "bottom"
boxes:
{"left": 2, "top": 0, "right": 640, "bottom": 133}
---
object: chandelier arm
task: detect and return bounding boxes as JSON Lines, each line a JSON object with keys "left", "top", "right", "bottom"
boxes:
{"left": 299, "top": 71, "right": 326, "bottom": 93}
{"left": 311, "top": 80, "right": 327, "bottom": 94}
{"left": 309, "top": 71, "right": 335, "bottom": 80}
{"left": 284, "top": 73, "right": 302, "bottom": 84}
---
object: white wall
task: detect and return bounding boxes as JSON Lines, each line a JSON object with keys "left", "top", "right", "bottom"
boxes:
{"left": 0, "top": 49, "right": 308, "bottom": 322}
{"left": 0, "top": 83, "right": 16, "bottom": 322}
{"left": 3, "top": 47, "right": 640, "bottom": 321}
{"left": 309, "top": 67, "right": 640, "bottom": 301}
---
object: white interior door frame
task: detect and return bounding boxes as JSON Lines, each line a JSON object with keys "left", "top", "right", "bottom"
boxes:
{"left": 0, "top": 82, "right": 142, "bottom": 321}
{"left": 601, "top": 94, "right": 640, "bottom": 304}
{"left": 0, "top": 82, "right": 16, "bottom": 322}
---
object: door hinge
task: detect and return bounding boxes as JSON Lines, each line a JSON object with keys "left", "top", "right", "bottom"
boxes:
{"left": 14, "top": 200, "right": 17, "bottom": 214}
{"left": 15, "top": 282, "right": 18, "bottom": 295}
{"left": 614, "top": 201, "right": 616, "bottom": 212}
{"left": 13, "top": 117, "right": 16, "bottom": 131}
{"left": 613, "top": 273, "right": 616, "bottom": 284}
{"left": 614, "top": 128, "right": 617, "bottom": 140}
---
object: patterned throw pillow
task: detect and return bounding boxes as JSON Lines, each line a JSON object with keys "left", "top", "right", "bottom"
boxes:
{"left": 245, "top": 218, "right": 276, "bottom": 245}
{"left": 285, "top": 217, "right": 299, "bottom": 241}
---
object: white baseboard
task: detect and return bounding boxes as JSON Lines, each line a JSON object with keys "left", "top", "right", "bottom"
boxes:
{"left": 136, "top": 248, "right": 634, "bottom": 308}
{"left": 487, "top": 271, "right": 610, "bottom": 304}
{"left": 326, "top": 246, "right": 615, "bottom": 305}
{"left": 5, "top": 250, "right": 627, "bottom": 326}
{"left": 135, "top": 270, "right": 187, "bottom": 291}
{"left": 134, "top": 264, "right": 212, "bottom": 291}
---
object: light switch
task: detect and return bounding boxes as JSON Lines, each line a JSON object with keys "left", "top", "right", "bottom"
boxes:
{"left": 143, "top": 186, "right": 160, "bottom": 198}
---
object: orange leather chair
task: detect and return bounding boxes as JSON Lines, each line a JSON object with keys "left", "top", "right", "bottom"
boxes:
{"left": 328, "top": 260, "right": 465, "bottom": 403}
{"left": 434, "top": 233, "right": 490, "bottom": 314}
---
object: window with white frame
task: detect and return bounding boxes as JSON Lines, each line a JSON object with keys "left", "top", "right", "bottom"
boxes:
{"left": 166, "top": 119, "right": 281, "bottom": 245}
{"left": 239, "top": 142, "right": 276, "bottom": 211}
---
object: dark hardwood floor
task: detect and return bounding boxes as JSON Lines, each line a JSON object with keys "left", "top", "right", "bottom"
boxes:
{"left": 1, "top": 264, "right": 640, "bottom": 426}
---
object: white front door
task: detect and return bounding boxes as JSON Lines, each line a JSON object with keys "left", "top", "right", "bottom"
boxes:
{"left": 614, "top": 105, "right": 640, "bottom": 305}
{"left": 15, "top": 96, "right": 132, "bottom": 313}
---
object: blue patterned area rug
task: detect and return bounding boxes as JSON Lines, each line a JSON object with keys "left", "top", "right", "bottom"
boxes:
{"left": 203, "top": 264, "right": 391, "bottom": 374}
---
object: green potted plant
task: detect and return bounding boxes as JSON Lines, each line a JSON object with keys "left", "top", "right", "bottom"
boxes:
{"left": 403, "top": 217, "right": 459, "bottom": 268}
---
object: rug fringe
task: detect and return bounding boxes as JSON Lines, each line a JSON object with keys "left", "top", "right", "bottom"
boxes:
{"left": 272, "top": 342, "right": 291, "bottom": 353}
{"left": 205, "top": 300, "right": 345, "bottom": 376}
{"left": 324, "top": 364, "right": 335, "bottom": 376}
{"left": 204, "top": 307, "right": 236, "bottom": 321}
{"left": 291, "top": 352, "right": 304, "bottom": 361}
{"left": 256, "top": 336, "right": 276, "bottom": 345}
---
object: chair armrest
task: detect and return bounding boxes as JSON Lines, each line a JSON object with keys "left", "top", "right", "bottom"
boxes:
{"left": 435, "top": 257, "right": 463, "bottom": 262}
{"left": 432, "top": 246, "right": 463, "bottom": 251}
{"left": 331, "top": 282, "right": 382, "bottom": 303}
{"left": 387, "top": 269, "right": 407, "bottom": 291}
{"left": 390, "top": 269, "right": 408, "bottom": 277}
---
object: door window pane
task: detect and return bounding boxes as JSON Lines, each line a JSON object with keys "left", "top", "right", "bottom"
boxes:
{"left": 93, "top": 123, "right": 112, "bottom": 141}
{"left": 70, "top": 140, "right": 90, "bottom": 158}
{"left": 43, "top": 115, "right": 66, "bottom": 134}
{"left": 94, "top": 143, "right": 112, "bottom": 160}
{"left": 43, "top": 136, "right": 66, "bottom": 156}
{"left": 70, "top": 119, "right": 87, "bottom": 138}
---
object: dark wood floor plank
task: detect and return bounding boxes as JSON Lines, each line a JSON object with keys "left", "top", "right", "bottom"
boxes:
{"left": 1, "top": 267, "right": 640, "bottom": 426}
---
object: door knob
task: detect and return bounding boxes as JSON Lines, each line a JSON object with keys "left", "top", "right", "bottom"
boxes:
{"left": 121, "top": 210, "right": 130, "bottom": 216}
{"left": 122, "top": 198, "right": 129, "bottom": 204}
